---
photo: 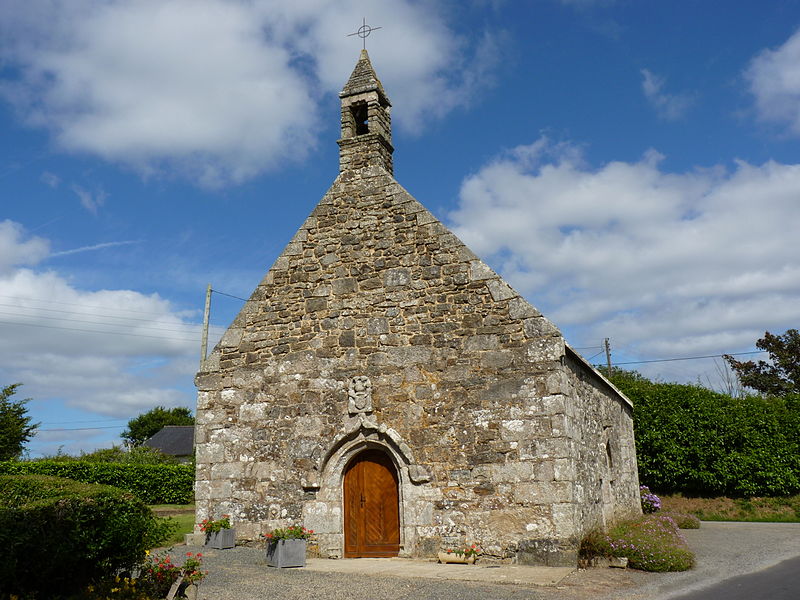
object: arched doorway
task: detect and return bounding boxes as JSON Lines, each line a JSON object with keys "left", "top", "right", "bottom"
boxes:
{"left": 343, "top": 448, "right": 400, "bottom": 557}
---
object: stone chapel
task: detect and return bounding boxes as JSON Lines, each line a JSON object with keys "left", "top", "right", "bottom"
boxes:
{"left": 194, "top": 50, "right": 641, "bottom": 566}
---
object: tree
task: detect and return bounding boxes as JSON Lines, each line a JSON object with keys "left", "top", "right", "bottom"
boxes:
{"left": 121, "top": 405, "right": 194, "bottom": 446}
{"left": 0, "top": 383, "right": 39, "bottom": 461}
{"left": 725, "top": 329, "right": 800, "bottom": 396}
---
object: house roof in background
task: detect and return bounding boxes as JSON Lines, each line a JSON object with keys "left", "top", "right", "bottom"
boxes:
{"left": 143, "top": 425, "right": 195, "bottom": 456}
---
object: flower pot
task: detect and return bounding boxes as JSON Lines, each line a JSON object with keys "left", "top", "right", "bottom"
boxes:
{"left": 183, "top": 583, "right": 199, "bottom": 600}
{"left": 265, "top": 539, "right": 307, "bottom": 568}
{"left": 205, "top": 528, "right": 236, "bottom": 549}
{"left": 437, "top": 551, "right": 476, "bottom": 564}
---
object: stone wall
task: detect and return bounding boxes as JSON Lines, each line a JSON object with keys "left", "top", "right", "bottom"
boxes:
{"left": 195, "top": 162, "right": 639, "bottom": 565}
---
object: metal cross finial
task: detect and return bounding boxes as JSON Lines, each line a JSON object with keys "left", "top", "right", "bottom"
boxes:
{"left": 347, "top": 18, "right": 381, "bottom": 50}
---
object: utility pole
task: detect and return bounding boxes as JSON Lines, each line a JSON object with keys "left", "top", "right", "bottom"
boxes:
{"left": 200, "top": 284, "right": 212, "bottom": 367}
{"left": 604, "top": 338, "right": 612, "bottom": 378}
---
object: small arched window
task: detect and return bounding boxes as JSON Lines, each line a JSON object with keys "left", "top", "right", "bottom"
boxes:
{"left": 351, "top": 102, "right": 369, "bottom": 135}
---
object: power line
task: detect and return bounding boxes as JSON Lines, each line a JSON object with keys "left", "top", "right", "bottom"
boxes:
{"left": 41, "top": 418, "right": 127, "bottom": 425}
{"left": 0, "top": 293, "right": 185, "bottom": 317}
{"left": 0, "top": 318, "right": 203, "bottom": 343}
{"left": 614, "top": 350, "right": 766, "bottom": 366}
{"left": 0, "top": 308, "right": 205, "bottom": 335}
{"left": 37, "top": 425, "right": 125, "bottom": 432}
{"left": 212, "top": 289, "right": 248, "bottom": 302}
{"left": 0, "top": 301, "right": 199, "bottom": 326}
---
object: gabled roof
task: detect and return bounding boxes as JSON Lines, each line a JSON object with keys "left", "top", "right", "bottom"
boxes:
{"left": 143, "top": 425, "right": 195, "bottom": 456}
{"left": 339, "top": 48, "right": 390, "bottom": 104}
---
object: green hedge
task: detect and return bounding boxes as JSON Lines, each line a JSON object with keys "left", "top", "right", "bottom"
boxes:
{"left": 0, "top": 475, "right": 173, "bottom": 598}
{"left": 612, "top": 371, "right": 800, "bottom": 497}
{"left": 0, "top": 460, "right": 194, "bottom": 504}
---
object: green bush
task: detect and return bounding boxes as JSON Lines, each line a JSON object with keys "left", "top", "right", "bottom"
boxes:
{"left": 0, "top": 475, "right": 174, "bottom": 599}
{"left": 0, "top": 460, "right": 194, "bottom": 504}
{"left": 612, "top": 371, "right": 800, "bottom": 497}
{"left": 581, "top": 514, "right": 695, "bottom": 572}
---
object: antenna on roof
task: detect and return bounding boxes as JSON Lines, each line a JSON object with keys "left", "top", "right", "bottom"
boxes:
{"left": 347, "top": 18, "right": 382, "bottom": 50}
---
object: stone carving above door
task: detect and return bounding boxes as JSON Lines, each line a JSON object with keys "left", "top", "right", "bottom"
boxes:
{"left": 348, "top": 375, "right": 373, "bottom": 415}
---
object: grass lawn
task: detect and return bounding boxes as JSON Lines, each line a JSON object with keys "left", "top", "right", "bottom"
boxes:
{"left": 149, "top": 503, "right": 196, "bottom": 546}
{"left": 661, "top": 494, "right": 800, "bottom": 522}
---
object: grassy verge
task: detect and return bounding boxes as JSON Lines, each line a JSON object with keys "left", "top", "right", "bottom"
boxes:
{"left": 149, "top": 503, "right": 196, "bottom": 546}
{"left": 581, "top": 513, "right": 695, "bottom": 572}
{"left": 660, "top": 494, "right": 800, "bottom": 522}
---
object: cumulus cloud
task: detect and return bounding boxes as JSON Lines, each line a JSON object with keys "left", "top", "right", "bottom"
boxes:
{"left": 449, "top": 138, "right": 800, "bottom": 374}
{"left": 0, "top": 220, "right": 50, "bottom": 275}
{"left": 0, "top": 221, "right": 203, "bottom": 454}
{"left": 746, "top": 28, "right": 800, "bottom": 135}
{"left": 0, "top": 0, "right": 497, "bottom": 187}
{"left": 641, "top": 69, "right": 694, "bottom": 120}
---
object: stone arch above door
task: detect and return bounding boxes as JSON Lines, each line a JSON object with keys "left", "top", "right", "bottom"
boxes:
{"left": 301, "top": 415, "right": 436, "bottom": 559}
{"left": 301, "top": 414, "right": 431, "bottom": 492}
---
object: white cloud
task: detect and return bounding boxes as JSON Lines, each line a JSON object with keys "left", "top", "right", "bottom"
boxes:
{"left": 71, "top": 184, "right": 107, "bottom": 215}
{"left": 0, "top": 220, "right": 50, "bottom": 275}
{"left": 746, "top": 28, "right": 800, "bottom": 135}
{"left": 641, "top": 69, "right": 693, "bottom": 120}
{"left": 0, "top": 221, "right": 200, "bottom": 453}
{"left": 449, "top": 138, "right": 800, "bottom": 379}
{"left": 40, "top": 171, "right": 60, "bottom": 188}
{"left": 0, "top": 0, "right": 497, "bottom": 187}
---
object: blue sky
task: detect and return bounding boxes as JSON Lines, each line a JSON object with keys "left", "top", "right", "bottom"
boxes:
{"left": 1, "top": 0, "right": 799, "bottom": 457}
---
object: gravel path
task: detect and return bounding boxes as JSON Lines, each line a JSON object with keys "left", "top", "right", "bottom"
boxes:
{"left": 175, "top": 522, "right": 800, "bottom": 600}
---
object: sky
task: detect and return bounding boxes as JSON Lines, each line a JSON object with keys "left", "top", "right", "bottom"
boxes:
{"left": 1, "top": 0, "right": 799, "bottom": 457}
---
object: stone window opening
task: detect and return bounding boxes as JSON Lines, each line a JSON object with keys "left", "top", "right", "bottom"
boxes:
{"left": 351, "top": 103, "right": 369, "bottom": 135}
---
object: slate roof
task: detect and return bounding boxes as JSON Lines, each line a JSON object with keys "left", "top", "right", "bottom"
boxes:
{"left": 339, "top": 48, "right": 390, "bottom": 103}
{"left": 143, "top": 425, "right": 195, "bottom": 456}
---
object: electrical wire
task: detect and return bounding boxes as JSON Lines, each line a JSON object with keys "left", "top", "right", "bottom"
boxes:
{"left": 212, "top": 289, "right": 248, "bottom": 302}
{"left": 614, "top": 350, "right": 766, "bottom": 366}
{"left": 0, "top": 318, "right": 203, "bottom": 342}
{"left": 38, "top": 425, "right": 126, "bottom": 432}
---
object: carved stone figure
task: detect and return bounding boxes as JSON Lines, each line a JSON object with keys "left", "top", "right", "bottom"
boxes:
{"left": 348, "top": 375, "right": 373, "bottom": 414}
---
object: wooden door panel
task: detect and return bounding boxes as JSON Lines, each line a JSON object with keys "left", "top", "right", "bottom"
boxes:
{"left": 343, "top": 449, "right": 399, "bottom": 557}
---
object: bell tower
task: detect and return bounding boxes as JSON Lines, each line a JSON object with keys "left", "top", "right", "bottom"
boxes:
{"left": 338, "top": 49, "right": 394, "bottom": 174}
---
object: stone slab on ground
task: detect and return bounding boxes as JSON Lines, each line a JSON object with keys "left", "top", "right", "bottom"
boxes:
{"left": 303, "top": 557, "right": 574, "bottom": 587}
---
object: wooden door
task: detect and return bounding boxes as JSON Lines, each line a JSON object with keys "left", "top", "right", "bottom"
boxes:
{"left": 343, "top": 449, "right": 400, "bottom": 557}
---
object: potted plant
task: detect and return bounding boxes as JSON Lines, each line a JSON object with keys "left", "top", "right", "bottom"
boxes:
{"left": 263, "top": 524, "right": 314, "bottom": 568}
{"left": 200, "top": 515, "right": 235, "bottom": 549}
{"left": 438, "top": 544, "right": 481, "bottom": 564}
{"left": 140, "top": 550, "right": 207, "bottom": 600}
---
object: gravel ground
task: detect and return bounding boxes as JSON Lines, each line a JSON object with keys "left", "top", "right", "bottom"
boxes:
{"left": 175, "top": 522, "right": 800, "bottom": 600}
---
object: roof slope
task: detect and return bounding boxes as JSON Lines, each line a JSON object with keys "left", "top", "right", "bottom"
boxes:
{"left": 143, "top": 425, "right": 195, "bottom": 456}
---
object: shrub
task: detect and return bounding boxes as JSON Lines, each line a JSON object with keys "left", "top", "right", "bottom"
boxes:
{"left": 581, "top": 514, "right": 695, "bottom": 572}
{"left": 640, "top": 485, "right": 661, "bottom": 513}
{"left": 612, "top": 371, "right": 800, "bottom": 497}
{"left": 0, "top": 459, "right": 193, "bottom": 504}
{"left": 81, "top": 445, "right": 181, "bottom": 465}
{"left": 0, "top": 474, "right": 174, "bottom": 599}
